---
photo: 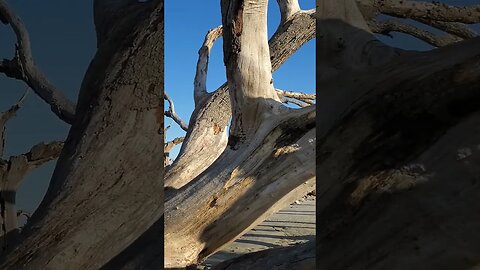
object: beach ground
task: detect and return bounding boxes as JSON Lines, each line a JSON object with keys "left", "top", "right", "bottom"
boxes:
{"left": 199, "top": 195, "right": 316, "bottom": 269}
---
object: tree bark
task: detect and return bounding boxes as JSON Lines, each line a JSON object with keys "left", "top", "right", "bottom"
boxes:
{"left": 314, "top": 25, "right": 480, "bottom": 268}
{"left": 0, "top": 1, "right": 163, "bottom": 269}
{"left": 164, "top": 0, "right": 316, "bottom": 267}
{"left": 165, "top": 5, "right": 315, "bottom": 189}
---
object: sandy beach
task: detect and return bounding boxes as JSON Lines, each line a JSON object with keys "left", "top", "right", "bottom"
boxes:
{"left": 200, "top": 195, "right": 316, "bottom": 269}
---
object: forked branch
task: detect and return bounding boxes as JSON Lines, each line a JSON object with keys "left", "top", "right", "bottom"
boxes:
{"left": 357, "top": 0, "right": 480, "bottom": 24}
{"left": 416, "top": 20, "right": 477, "bottom": 40}
{"left": 277, "top": 0, "right": 301, "bottom": 24}
{"left": 194, "top": 26, "right": 223, "bottom": 106}
{"left": 276, "top": 89, "right": 315, "bottom": 107}
{"left": 357, "top": 0, "right": 479, "bottom": 46}
{"left": 165, "top": 137, "right": 185, "bottom": 155}
{"left": 1, "top": 141, "right": 63, "bottom": 243}
{"left": 0, "top": 0, "right": 76, "bottom": 124}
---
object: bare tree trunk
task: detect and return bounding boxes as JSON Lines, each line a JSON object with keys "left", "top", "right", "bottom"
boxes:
{"left": 164, "top": 6, "right": 315, "bottom": 189}
{"left": 164, "top": 0, "right": 316, "bottom": 267}
{"left": 0, "top": 0, "right": 478, "bottom": 269}
{"left": 0, "top": 1, "right": 163, "bottom": 269}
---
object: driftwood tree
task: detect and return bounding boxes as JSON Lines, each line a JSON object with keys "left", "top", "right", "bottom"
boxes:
{"left": 0, "top": 0, "right": 163, "bottom": 269}
{"left": 0, "top": 91, "right": 64, "bottom": 247}
{"left": 313, "top": 1, "right": 480, "bottom": 270}
{"left": 0, "top": 0, "right": 479, "bottom": 269}
{"left": 165, "top": 0, "right": 480, "bottom": 269}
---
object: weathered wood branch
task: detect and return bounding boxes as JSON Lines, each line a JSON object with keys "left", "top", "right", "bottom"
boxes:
{"left": 164, "top": 2, "right": 318, "bottom": 267}
{"left": 165, "top": 6, "right": 315, "bottom": 189}
{"left": 276, "top": 0, "right": 301, "bottom": 24}
{"left": 0, "top": 90, "right": 28, "bottom": 156}
{"left": 357, "top": 0, "right": 478, "bottom": 46}
{"left": 415, "top": 19, "right": 478, "bottom": 40}
{"left": 276, "top": 89, "right": 315, "bottom": 103}
{"left": 165, "top": 92, "right": 188, "bottom": 131}
{"left": 194, "top": 26, "right": 223, "bottom": 106}
{"left": 369, "top": 19, "right": 462, "bottom": 47}
{"left": 0, "top": 141, "right": 63, "bottom": 251}
{"left": 165, "top": 137, "right": 185, "bottom": 154}
{"left": 164, "top": 137, "right": 185, "bottom": 167}
{"left": 318, "top": 112, "right": 480, "bottom": 269}
{"left": 276, "top": 89, "right": 315, "bottom": 108}
{"left": 0, "top": 0, "right": 76, "bottom": 124}
{"left": 165, "top": 107, "right": 316, "bottom": 268}
{"left": 357, "top": 0, "right": 480, "bottom": 24}
{"left": 281, "top": 97, "right": 310, "bottom": 107}
{"left": 315, "top": 36, "right": 480, "bottom": 269}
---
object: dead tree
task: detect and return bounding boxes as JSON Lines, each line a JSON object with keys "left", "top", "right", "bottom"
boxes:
{"left": 0, "top": 0, "right": 163, "bottom": 269}
{"left": 165, "top": 0, "right": 480, "bottom": 269}
{"left": 0, "top": 0, "right": 478, "bottom": 269}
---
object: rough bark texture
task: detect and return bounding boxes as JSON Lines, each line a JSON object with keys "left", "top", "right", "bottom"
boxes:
{"left": 164, "top": 7, "right": 315, "bottom": 189}
{"left": 164, "top": 0, "right": 316, "bottom": 268}
{"left": 164, "top": 108, "right": 316, "bottom": 268}
{"left": 0, "top": 0, "right": 478, "bottom": 269}
{"left": 315, "top": 15, "right": 480, "bottom": 270}
{"left": 0, "top": 141, "right": 63, "bottom": 244}
{"left": 0, "top": 1, "right": 163, "bottom": 269}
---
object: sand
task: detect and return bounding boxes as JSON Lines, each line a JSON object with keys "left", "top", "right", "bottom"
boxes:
{"left": 200, "top": 195, "right": 316, "bottom": 269}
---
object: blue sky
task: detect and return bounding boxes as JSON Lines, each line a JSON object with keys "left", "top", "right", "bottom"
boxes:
{"left": 0, "top": 0, "right": 478, "bottom": 213}
{"left": 0, "top": 1, "right": 94, "bottom": 214}
{"left": 165, "top": 0, "right": 316, "bottom": 158}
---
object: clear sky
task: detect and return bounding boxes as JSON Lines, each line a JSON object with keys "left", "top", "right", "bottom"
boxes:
{"left": 0, "top": 0, "right": 478, "bottom": 214}
{"left": 0, "top": 1, "right": 95, "bottom": 214}
{"left": 165, "top": 0, "right": 316, "bottom": 158}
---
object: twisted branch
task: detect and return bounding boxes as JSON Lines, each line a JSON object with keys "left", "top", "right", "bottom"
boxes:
{"left": 369, "top": 19, "right": 462, "bottom": 47}
{"left": 1, "top": 141, "right": 63, "bottom": 244}
{"left": 0, "top": 0, "right": 76, "bottom": 124}
{"left": 194, "top": 26, "right": 223, "bottom": 106}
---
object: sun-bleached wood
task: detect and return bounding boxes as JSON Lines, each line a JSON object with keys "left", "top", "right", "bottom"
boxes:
{"left": 0, "top": 1, "right": 163, "bottom": 269}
